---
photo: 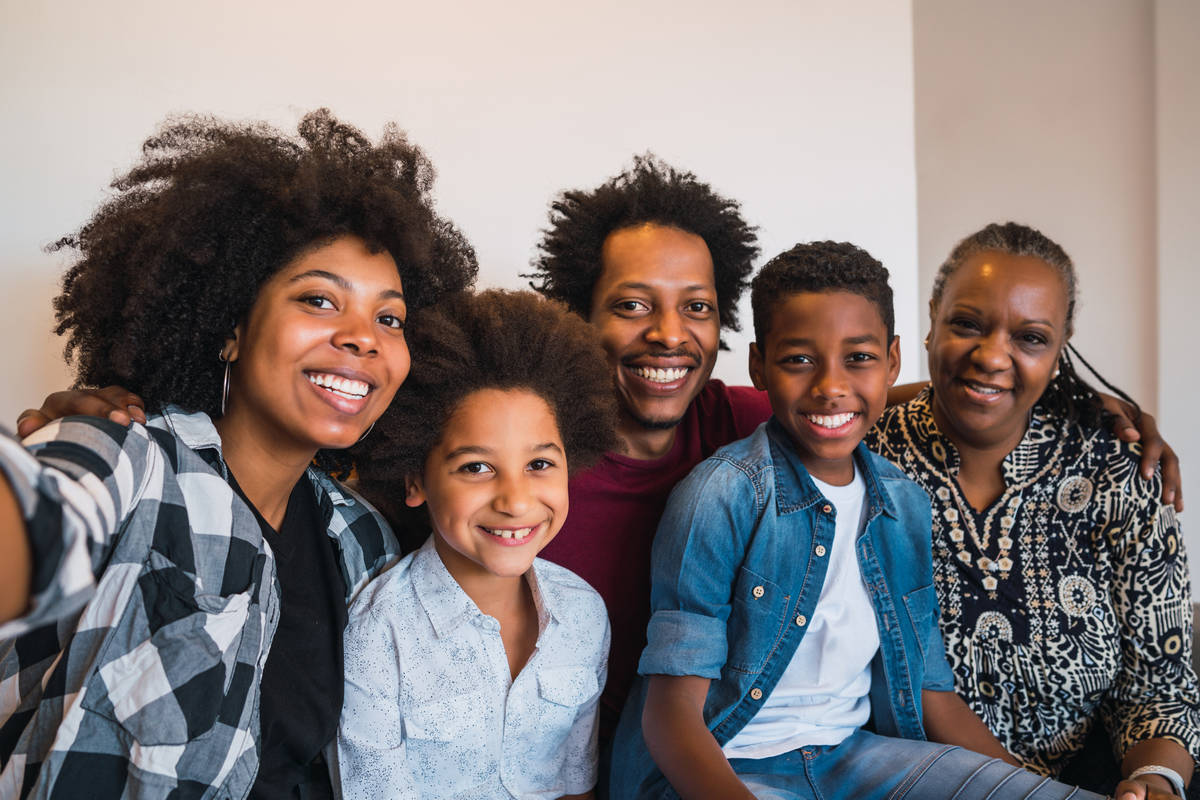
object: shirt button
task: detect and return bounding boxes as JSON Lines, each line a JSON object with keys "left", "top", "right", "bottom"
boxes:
{"left": 822, "top": 504, "right": 833, "bottom": 513}
{"left": 752, "top": 585, "right": 765, "bottom": 598}
{"left": 750, "top": 688, "right": 763, "bottom": 700}
{"left": 815, "top": 545, "right": 827, "bottom": 557}
{"left": 795, "top": 614, "right": 807, "bottom": 627}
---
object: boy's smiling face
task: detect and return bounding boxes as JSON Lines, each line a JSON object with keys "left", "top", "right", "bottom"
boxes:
{"left": 749, "top": 290, "right": 900, "bottom": 485}
{"left": 407, "top": 387, "right": 569, "bottom": 589}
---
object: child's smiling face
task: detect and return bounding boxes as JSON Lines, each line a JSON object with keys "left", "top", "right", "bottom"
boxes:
{"left": 749, "top": 290, "right": 900, "bottom": 485}
{"left": 407, "top": 387, "right": 569, "bottom": 587}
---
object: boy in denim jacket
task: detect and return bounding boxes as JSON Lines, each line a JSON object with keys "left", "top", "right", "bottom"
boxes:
{"left": 611, "top": 243, "right": 1103, "bottom": 799}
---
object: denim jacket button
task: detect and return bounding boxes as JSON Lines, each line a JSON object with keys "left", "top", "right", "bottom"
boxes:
{"left": 750, "top": 688, "right": 763, "bottom": 700}
{"left": 822, "top": 504, "right": 833, "bottom": 513}
{"left": 814, "top": 545, "right": 827, "bottom": 557}
{"left": 795, "top": 614, "right": 807, "bottom": 627}
{"left": 752, "top": 585, "right": 765, "bottom": 599}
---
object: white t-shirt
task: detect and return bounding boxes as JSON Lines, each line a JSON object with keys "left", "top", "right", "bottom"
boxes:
{"left": 722, "top": 465, "right": 881, "bottom": 758}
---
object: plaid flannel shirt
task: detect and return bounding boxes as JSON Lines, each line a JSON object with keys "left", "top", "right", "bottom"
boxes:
{"left": 0, "top": 406, "right": 401, "bottom": 800}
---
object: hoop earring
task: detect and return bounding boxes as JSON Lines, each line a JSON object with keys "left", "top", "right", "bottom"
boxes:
{"left": 219, "top": 352, "right": 231, "bottom": 416}
{"left": 356, "top": 422, "right": 375, "bottom": 444}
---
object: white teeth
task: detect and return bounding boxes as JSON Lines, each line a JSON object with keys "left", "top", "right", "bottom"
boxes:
{"left": 484, "top": 526, "right": 534, "bottom": 540}
{"left": 806, "top": 412, "right": 857, "bottom": 429}
{"left": 308, "top": 372, "right": 369, "bottom": 398}
{"left": 632, "top": 366, "right": 689, "bottom": 383}
{"left": 966, "top": 382, "right": 1002, "bottom": 395}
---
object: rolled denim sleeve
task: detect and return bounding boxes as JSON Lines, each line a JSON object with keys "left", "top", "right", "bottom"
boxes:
{"left": 639, "top": 456, "right": 761, "bottom": 679}
{"left": 0, "top": 418, "right": 156, "bottom": 639}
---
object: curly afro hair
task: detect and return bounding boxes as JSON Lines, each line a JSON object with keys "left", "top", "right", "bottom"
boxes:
{"left": 526, "top": 154, "right": 759, "bottom": 339}
{"left": 51, "top": 108, "right": 478, "bottom": 420}
{"left": 751, "top": 241, "right": 895, "bottom": 344}
{"left": 353, "top": 289, "right": 618, "bottom": 532}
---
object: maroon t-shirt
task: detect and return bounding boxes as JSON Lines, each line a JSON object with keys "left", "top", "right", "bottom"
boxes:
{"left": 539, "top": 379, "right": 772, "bottom": 735}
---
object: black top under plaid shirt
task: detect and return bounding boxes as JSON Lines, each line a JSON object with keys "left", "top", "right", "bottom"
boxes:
{"left": 0, "top": 407, "right": 401, "bottom": 800}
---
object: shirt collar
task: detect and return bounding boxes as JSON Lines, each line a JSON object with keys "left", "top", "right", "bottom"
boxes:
{"left": 412, "top": 537, "right": 555, "bottom": 638}
{"left": 906, "top": 388, "right": 1053, "bottom": 483}
{"left": 764, "top": 416, "right": 896, "bottom": 520}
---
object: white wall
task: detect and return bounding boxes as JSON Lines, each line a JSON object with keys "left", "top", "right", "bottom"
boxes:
{"left": 1156, "top": 0, "right": 1199, "bottom": 565}
{"left": 0, "top": 0, "right": 921, "bottom": 429}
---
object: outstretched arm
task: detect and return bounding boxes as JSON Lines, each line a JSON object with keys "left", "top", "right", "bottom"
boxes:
{"left": 0, "top": 470, "right": 31, "bottom": 623}
{"left": 643, "top": 674, "right": 755, "bottom": 800}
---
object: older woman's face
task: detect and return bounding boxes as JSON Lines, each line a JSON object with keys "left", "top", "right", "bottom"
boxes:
{"left": 927, "top": 250, "right": 1069, "bottom": 452}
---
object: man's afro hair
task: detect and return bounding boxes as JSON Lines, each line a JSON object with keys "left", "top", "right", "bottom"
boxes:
{"left": 527, "top": 154, "right": 758, "bottom": 336}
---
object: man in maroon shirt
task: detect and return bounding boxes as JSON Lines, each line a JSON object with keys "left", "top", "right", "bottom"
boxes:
{"left": 528, "top": 156, "right": 772, "bottom": 740}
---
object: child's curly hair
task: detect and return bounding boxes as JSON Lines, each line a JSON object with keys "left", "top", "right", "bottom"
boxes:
{"left": 526, "top": 154, "right": 759, "bottom": 341}
{"left": 52, "top": 108, "right": 477, "bottom": 420}
{"left": 353, "top": 290, "right": 618, "bottom": 531}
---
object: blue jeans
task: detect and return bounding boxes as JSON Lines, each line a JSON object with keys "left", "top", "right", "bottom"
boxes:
{"left": 638, "top": 730, "right": 1106, "bottom": 800}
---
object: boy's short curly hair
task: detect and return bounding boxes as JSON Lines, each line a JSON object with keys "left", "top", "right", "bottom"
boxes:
{"left": 52, "top": 108, "right": 477, "bottom": 419}
{"left": 354, "top": 289, "right": 618, "bottom": 520}
{"left": 751, "top": 241, "right": 895, "bottom": 344}
{"left": 527, "top": 154, "right": 759, "bottom": 336}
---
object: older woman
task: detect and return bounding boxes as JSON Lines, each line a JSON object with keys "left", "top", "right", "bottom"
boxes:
{"left": 868, "top": 222, "right": 1198, "bottom": 799}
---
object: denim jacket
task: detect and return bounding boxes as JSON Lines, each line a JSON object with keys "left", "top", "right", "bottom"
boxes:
{"left": 611, "top": 419, "right": 954, "bottom": 796}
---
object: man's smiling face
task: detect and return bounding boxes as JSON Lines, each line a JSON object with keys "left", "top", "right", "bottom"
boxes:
{"left": 588, "top": 223, "right": 720, "bottom": 442}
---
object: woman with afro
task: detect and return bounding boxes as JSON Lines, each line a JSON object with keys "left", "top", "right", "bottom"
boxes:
{"left": 0, "top": 109, "right": 476, "bottom": 799}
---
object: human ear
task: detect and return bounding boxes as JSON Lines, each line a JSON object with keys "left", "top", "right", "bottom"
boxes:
{"left": 748, "top": 342, "right": 767, "bottom": 391}
{"left": 886, "top": 335, "right": 902, "bottom": 387}
{"left": 404, "top": 476, "right": 427, "bottom": 508}
{"left": 220, "top": 325, "right": 242, "bottom": 363}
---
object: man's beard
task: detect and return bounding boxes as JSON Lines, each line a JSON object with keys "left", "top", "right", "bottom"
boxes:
{"left": 628, "top": 410, "right": 686, "bottom": 431}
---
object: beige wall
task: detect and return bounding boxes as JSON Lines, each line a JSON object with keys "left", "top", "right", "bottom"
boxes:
{"left": 1157, "top": 0, "right": 1199, "bottom": 560}
{"left": 914, "top": 0, "right": 1156, "bottom": 403}
{"left": 914, "top": 0, "right": 1197, "bottom": 584}
{"left": 0, "top": 0, "right": 922, "bottom": 428}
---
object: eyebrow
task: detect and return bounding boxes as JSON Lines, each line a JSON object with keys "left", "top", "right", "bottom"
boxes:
{"left": 288, "top": 269, "right": 405, "bottom": 302}
{"left": 609, "top": 281, "right": 713, "bottom": 294}
{"left": 443, "top": 442, "right": 564, "bottom": 460}
{"left": 777, "top": 333, "right": 883, "bottom": 347}
{"left": 950, "top": 303, "right": 1057, "bottom": 328}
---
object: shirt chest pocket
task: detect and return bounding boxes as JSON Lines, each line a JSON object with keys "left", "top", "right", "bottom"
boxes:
{"left": 726, "top": 567, "right": 790, "bottom": 675}
{"left": 81, "top": 551, "right": 257, "bottom": 746}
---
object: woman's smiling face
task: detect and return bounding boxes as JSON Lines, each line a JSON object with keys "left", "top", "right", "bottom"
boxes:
{"left": 926, "top": 250, "right": 1069, "bottom": 453}
{"left": 222, "top": 235, "right": 410, "bottom": 460}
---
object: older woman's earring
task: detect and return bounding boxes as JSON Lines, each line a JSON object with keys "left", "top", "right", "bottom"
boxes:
{"left": 218, "top": 351, "right": 232, "bottom": 416}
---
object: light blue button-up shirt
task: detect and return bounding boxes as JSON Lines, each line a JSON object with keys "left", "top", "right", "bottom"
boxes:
{"left": 337, "top": 537, "right": 610, "bottom": 799}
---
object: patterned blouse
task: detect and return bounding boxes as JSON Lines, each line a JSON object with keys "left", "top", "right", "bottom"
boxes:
{"left": 868, "top": 389, "right": 1200, "bottom": 776}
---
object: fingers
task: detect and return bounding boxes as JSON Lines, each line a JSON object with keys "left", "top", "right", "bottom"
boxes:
{"left": 1101, "top": 392, "right": 1141, "bottom": 442}
{"left": 31, "top": 387, "right": 147, "bottom": 430}
{"left": 1114, "top": 779, "right": 1147, "bottom": 800}
{"left": 1159, "top": 445, "right": 1184, "bottom": 513}
{"left": 15, "top": 409, "right": 51, "bottom": 438}
{"left": 94, "top": 386, "right": 147, "bottom": 425}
